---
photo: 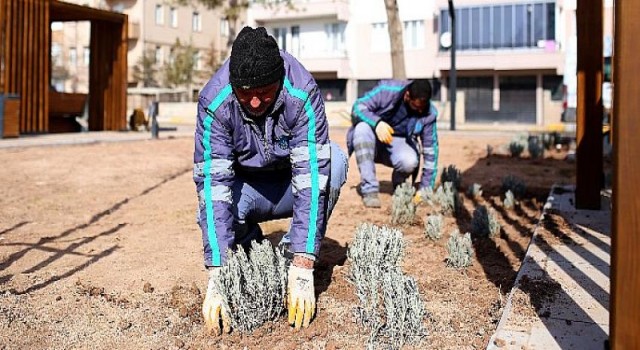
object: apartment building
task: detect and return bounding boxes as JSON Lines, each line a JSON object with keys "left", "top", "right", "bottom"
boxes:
{"left": 52, "top": 0, "right": 238, "bottom": 105}
{"left": 249, "top": 0, "right": 612, "bottom": 128}
{"left": 249, "top": 0, "right": 351, "bottom": 103}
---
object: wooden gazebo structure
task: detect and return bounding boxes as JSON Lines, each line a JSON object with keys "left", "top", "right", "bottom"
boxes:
{"left": 577, "top": 1, "right": 639, "bottom": 348}
{"left": 0, "top": 0, "right": 127, "bottom": 134}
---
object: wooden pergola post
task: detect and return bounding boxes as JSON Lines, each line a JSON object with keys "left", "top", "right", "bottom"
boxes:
{"left": 575, "top": 0, "right": 603, "bottom": 209}
{"left": 611, "top": 0, "right": 640, "bottom": 348}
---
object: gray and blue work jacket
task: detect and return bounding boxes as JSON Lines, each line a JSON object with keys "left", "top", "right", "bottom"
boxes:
{"left": 193, "top": 51, "right": 330, "bottom": 267}
{"left": 347, "top": 79, "right": 439, "bottom": 189}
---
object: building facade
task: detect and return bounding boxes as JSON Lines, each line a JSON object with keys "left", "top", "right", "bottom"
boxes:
{"left": 249, "top": 0, "right": 613, "bottom": 129}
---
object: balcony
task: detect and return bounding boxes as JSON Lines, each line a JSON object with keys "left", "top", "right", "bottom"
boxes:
{"left": 251, "top": 0, "right": 349, "bottom": 23}
{"left": 128, "top": 20, "right": 140, "bottom": 40}
{"left": 297, "top": 55, "right": 350, "bottom": 79}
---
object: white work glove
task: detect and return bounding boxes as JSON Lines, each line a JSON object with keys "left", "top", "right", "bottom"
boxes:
{"left": 202, "top": 267, "right": 231, "bottom": 335}
{"left": 375, "top": 121, "right": 394, "bottom": 145}
{"left": 287, "top": 263, "right": 315, "bottom": 329}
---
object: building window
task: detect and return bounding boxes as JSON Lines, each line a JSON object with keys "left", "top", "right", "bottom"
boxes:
{"left": 325, "top": 23, "right": 345, "bottom": 55}
{"left": 193, "top": 51, "right": 201, "bottom": 70}
{"left": 439, "top": 2, "right": 556, "bottom": 51}
{"left": 273, "top": 27, "right": 287, "bottom": 51}
{"left": 69, "top": 47, "right": 77, "bottom": 66}
{"left": 51, "top": 43, "right": 62, "bottom": 66}
{"left": 371, "top": 22, "right": 389, "bottom": 51}
{"left": 220, "top": 18, "right": 229, "bottom": 37}
{"left": 316, "top": 79, "right": 347, "bottom": 102}
{"left": 155, "top": 4, "right": 164, "bottom": 25}
{"left": 192, "top": 12, "right": 202, "bottom": 32}
{"left": 155, "top": 45, "right": 162, "bottom": 64}
{"left": 403, "top": 20, "right": 424, "bottom": 49}
{"left": 290, "top": 25, "right": 300, "bottom": 58}
{"left": 168, "top": 47, "right": 175, "bottom": 65}
{"left": 83, "top": 46, "right": 90, "bottom": 66}
{"left": 170, "top": 7, "right": 178, "bottom": 28}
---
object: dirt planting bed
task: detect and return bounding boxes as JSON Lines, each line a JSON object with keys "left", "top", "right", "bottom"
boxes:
{"left": 0, "top": 129, "right": 575, "bottom": 349}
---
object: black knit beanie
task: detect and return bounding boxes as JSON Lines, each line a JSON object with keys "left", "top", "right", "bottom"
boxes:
{"left": 229, "top": 26, "right": 284, "bottom": 89}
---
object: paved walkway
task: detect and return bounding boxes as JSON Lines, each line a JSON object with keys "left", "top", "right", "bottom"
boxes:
{"left": 0, "top": 125, "right": 195, "bottom": 149}
{"left": 488, "top": 185, "right": 611, "bottom": 350}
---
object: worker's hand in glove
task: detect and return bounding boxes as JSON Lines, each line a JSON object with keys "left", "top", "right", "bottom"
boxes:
{"left": 287, "top": 256, "right": 315, "bottom": 329}
{"left": 413, "top": 191, "right": 422, "bottom": 205}
{"left": 202, "top": 267, "right": 231, "bottom": 335}
{"left": 375, "top": 121, "right": 394, "bottom": 145}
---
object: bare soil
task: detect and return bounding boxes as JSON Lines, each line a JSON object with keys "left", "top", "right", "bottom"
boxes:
{"left": 0, "top": 129, "right": 575, "bottom": 349}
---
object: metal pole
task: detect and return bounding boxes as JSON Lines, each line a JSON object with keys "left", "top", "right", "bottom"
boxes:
{"left": 150, "top": 99, "right": 159, "bottom": 139}
{"left": 448, "top": 0, "right": 456, "bottom": 131}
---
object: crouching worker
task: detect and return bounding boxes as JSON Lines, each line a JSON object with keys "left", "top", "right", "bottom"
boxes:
{"left": 346, "top": 79, "right": 438, "bottom": 208}
{"left": 193, "top": 27, "right": 348, "bottom": 334}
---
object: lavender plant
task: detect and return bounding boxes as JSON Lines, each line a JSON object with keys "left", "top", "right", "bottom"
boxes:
{"left": 446, "top": 230, "right": 474, "bottom": 268}
{"left": 503, "top": 190, "right": 516, "bottom": 210}
{"left": 392, "top": 183, "right": 416, "bottom": 225}
{"left": 424, "top": 214, "right": 444, "bottom": 241}
{"left": 486, "top": 144, "right": 494, "bottom": 157}
{"left": 501, "top": 174, "right": 527, "bottom": 198}
{"left": 528, "top": 137, "right": 544, "bottom": 159}
{"left": 214, "top": 240, "right": 287, "bottom": 333}
{"left": 379, "top": 270, "right": 429, "bottom": 348}
{"left": 434, "top": 181, "right": 459, "bottom": 216}
{"left": 348, "top": 224, "right": 428, "bottom": 349}
{"left": 471, "top": 205, "right": 501, "bottom": 238}
{"left": 508, "top": 141, "right": 525, "bottom": 158}
{"left": 541, "top": 132, "right": 558, "bottom": 150}
{"left": 416, "top": 186, "right": 434, "bottom": 207}
{"left": 440, "top": 164, "right": 462, "bottom": 189}
{"left": 466, "top": 183, "right": 483, "bottom": 199}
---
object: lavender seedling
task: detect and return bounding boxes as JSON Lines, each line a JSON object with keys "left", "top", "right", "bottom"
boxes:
{"left": 440, "top": 164, "right": 462, "bottom": 189}
{"left": 503, "top": 190, "right": 516, "bottom": 210}
{"left": 528, "top": 137, "right": 544, "bottom": 159}
{"left": 466, "top": 183, "right": 483, "bottom": 199}
{"left": 379, "top": 270, "right": 429, "bottom": 348}
{"left": 446, "top": 230, "right": 474, "bottom": 268}
{"left": 434, "top": 181, "right": 459, "bottom": 216}
{"left": 508, "top": 141, "right": 525, "bottom": 158}
{"left": 348, "top": 224, "right": 428, "bottom": 349}
{"left": 424, "top": 214, "right": 444, "bottom": 241}
{"left": 215, "top": 240, "right": 287, "bottom": 333}
{"left": 501, "top": 174, "right": 527, "bottom": 198}
{"left": 392, "top": 183, "right": 416, "bottom": 225}
{"left": 471, "top": 205, "right": 501, "bottom": 238}
{"left": 416, "top": 186, "right": 434, "bottom": 207}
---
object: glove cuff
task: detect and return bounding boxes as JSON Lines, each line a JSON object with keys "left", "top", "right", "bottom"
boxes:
{"left": 292, "top": 253, "right": 315, "bottom": 269}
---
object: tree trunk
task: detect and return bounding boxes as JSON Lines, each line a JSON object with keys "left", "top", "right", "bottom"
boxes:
{"left": 384, "top": 0, "right": 406, "bottom": 79}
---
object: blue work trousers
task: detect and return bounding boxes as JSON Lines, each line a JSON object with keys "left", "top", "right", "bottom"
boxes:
{"left": 231, "top": 142, "right": 348, "bottom": 249}
{"left": 352, "top": 122, "right": 419, "bottom": 195}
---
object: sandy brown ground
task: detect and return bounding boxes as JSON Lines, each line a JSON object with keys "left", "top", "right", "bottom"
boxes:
{"left": 0, "top": 128, "right": 575, "bottom": 349}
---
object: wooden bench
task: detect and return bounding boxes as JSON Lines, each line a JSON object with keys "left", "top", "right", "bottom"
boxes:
{"left": 49, "top": 91, "right": 87, "bottom": 133}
